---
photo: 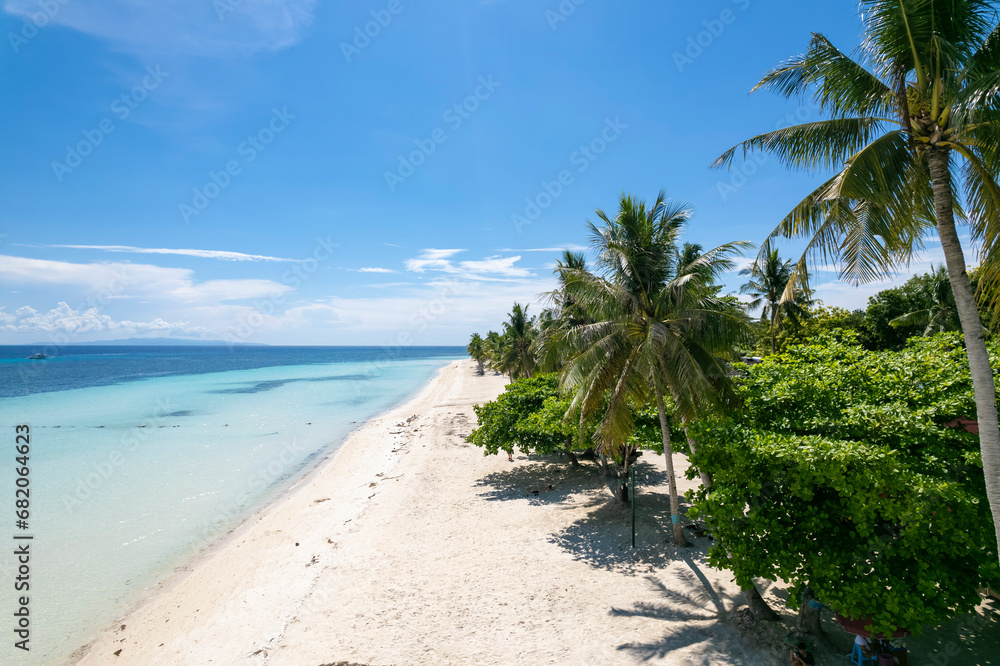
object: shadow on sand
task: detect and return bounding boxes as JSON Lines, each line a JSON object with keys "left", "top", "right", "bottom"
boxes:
{"left": 475, "top": 457, "right": 789, "bottom": 663}
{"left": 544, "top": 461, "right": 701, "bottom": 575}
{"left": 472, "top": 455, "right": 605, "bottom": 504}
{"left": 611, "top": 566, "right": 785, "bottom": 665}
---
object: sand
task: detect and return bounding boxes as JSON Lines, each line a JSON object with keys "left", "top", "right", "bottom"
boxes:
{"left": 75, "top": 360, "right": 999, "bottom": 666}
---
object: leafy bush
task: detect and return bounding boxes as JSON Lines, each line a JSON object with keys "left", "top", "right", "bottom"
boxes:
{"left": 689, "top": 332, "right": 1000, "bottom": 636}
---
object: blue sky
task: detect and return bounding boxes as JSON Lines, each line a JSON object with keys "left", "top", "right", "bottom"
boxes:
{"left": 0, "top": 0, "right": 962, "bottom": 345}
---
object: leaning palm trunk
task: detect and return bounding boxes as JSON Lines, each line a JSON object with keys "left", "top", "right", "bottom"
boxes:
{"left": 743, "top": 583, "right": 780, "bottom": 621}
{"left": 656, "top": 390, "right": 689, "bottom": 547}
{"left": 928, "top": 149, "right": 1000, "bottom": 558}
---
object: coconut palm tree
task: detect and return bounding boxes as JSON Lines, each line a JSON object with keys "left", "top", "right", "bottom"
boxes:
{"left": 483, "top": 330, "right": 505, "bottom": 374}
{"left": 714, "top": 0, "right": 1000, "bottom": 560}
{"left": 499, "top": 303, "right": 537, "bottom": 381}
{"left": 554, "top": 250, "right": 590, "bottom": 327}
{"left": 739, "top": 248, "right": 811, "bottom": 353}
{"left": 889, "top": 264, "right": 962, "bottom": 334}
{"left": 532, "top": 251, "right": 593, "bottom": 373}
{"left": 560, "top": 191, "right": 751, "bottom": 546}
{"left": 467, "top": 332, "right": 487, "bottom": 375}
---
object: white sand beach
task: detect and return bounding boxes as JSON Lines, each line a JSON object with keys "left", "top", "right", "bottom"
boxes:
{"left": 75, "top": 360, "right": 998, "bottom": 666}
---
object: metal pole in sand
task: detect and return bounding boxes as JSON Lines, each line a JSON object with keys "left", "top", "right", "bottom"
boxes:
{"left": 630, "top": 465, "right": 636, "bottom": 548}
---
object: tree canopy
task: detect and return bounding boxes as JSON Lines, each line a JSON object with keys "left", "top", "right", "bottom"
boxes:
{"left": 688, "top": 332, "right": 1000, "bottom": 636}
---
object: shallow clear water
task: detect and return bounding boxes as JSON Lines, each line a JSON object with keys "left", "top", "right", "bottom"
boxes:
{"left": 0, "top": 346, "right": 464, "bottom": 664}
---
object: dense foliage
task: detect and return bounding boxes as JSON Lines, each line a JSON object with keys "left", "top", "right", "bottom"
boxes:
{"left": 688, "top": 332, "right": 1000, "bottom": 636}
{"left": 466, "top": 374, "right": 581, "bottom": 462}
{"left": 715, "top": 0, "right": 1000, "bottom": 559}
{"left": 760, "top": 269, "right": 964, "bottom": 354}
{"left": 466, "top": 373, "right": 673, "bottom": 469}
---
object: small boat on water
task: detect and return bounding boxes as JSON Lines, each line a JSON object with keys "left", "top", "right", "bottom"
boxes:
{"left": 27, "top": 353, "right": 46, "bottom": 360}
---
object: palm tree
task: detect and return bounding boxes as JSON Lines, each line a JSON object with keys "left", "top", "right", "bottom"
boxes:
{"left": 483, "top": 330, "right": 504, "bottom": 374}
{"left": 467, "top": 332, "right": 487, "bottom": 375}
{"left": 739, "top": 248, "right": 811, "bottom": 353}
{"left": 714, "top": 0, "right": 1000, "bottom": 560}
{"left": 499, "top": 303, "right": 536, "bottom": 381}
{"left": 561, "top": 191, "right": 750, "bottom": 546}
{"left": 889, "top": 264, "right": 962, "bottom": 334}
{"left": 533, "top": 251, "right": 592, "bottom": 372}
{"left": 554, "top": 250, "right": 590, "bottom": 328}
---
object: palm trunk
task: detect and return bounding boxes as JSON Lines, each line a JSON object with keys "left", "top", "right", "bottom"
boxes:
{"left": 656, "top": 388, "right": 690, "bottom": 547}
{"left": 682, "top": 424, "right": 713, "bottom": 490}
{"left": 770, "top": 307, "right": 778, "bottom": 354}
{"left": 564, "top": 436, "right": 580, "bottom": 468}
{"left": 928, "top": 148, "right": 1000, "bottom": 566}
{"left": 795, "top": 586, "right": 824, "bottom": 637}
{"left": 743, "top": 583, "right": 780, "bottom": 621}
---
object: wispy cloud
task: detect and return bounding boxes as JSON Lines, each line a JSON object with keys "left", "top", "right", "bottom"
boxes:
{"left": 404, "top": 249, "right": 531, "bottom": 280}
{"left": 2, "top": 0, "right": 317, "bottom": 57}
{"left": 404, "top": 249, "right": 466, "bottom": 273}
{"left": 354, "top": 267, "right": 396, "bottom": 274}
{"left": 458, "top": 256, "right": 530, "bottom": 277}
{"left": 0, "top": 254, "right": 291, "bottom": 303}
{"left": 44, "top": 244, "right": 300, "bottom": 262}
{"left": 495, "top": 245, "right": 588, "bottom": 253}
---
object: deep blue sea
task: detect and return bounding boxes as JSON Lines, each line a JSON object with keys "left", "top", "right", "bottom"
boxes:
{"left": 0, "top": 346, "right": 464, "bottom": 664}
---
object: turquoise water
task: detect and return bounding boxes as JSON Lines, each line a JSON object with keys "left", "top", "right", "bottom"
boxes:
{"left": 0, "top": 347, "right": 463, "bottom": 664}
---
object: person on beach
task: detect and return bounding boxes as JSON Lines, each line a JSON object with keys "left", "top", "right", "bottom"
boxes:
{"left": 789, "top": 641, "right": 815, "bottom": 666}
{"left": 507, "top": 449, "right": 513, "bottom": 461}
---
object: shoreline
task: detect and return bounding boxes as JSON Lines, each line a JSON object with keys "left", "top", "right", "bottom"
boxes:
{"left": 73, "top": 358, "right": 479, "bottom": 665}
{"left": 71, "top": 359, "right": 999, "bottom": 665}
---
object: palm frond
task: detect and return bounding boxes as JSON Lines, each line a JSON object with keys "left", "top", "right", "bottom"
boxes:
{"left": 713, "top": 118, "right": 890, "bottom": 172}
{"left": 754, "top": 32, "right": 895, "bottom": 118}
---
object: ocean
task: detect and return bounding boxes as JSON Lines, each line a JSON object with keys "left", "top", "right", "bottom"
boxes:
{"left": 0, "top": 345, "right": 465, "bottom": 664}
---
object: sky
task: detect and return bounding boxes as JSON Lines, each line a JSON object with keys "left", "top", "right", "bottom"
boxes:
{"left": 0, "top": 0, "right": 971, "bottom": 345}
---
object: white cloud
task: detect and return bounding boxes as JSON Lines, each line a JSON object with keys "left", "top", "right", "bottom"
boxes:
{"left": 2, "top": 0, "right": 317, "bottom": 57}
{"left": 355, "top": 267, "right": 396, "bottom": 273}
{"left": 0, "top": 250, "right": 552, "bottom": 345}
{"left": 46, "top": 245, "right": 299, "bottom": 262}
{"left": 727, "top": 257, "right": 756, "bottom": 274}
{"left": 168, "top": 279, "right": 292, "bottom": 303}
{"left": 404, "top": 249, "right": 532, "bottom": 280}
{"left": 0, "top": 254, "right": 290, "bottom": 303}
{"left": 810, "top": 241, "right": 976, "bottom": 309}
{"left": 458, "top": 256, "right": 530, "bottom": 277}
{"left": 0, "top": 302, "right": 211, "bottom": 337}
{"left": 300, "top": 277, "right": 557, "bottom": 343}
{"left": 495, "top": 245, "right": 589, "bottom": 253}
{"left": 404, "top": 249, "right": 465, "bottom": 273}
